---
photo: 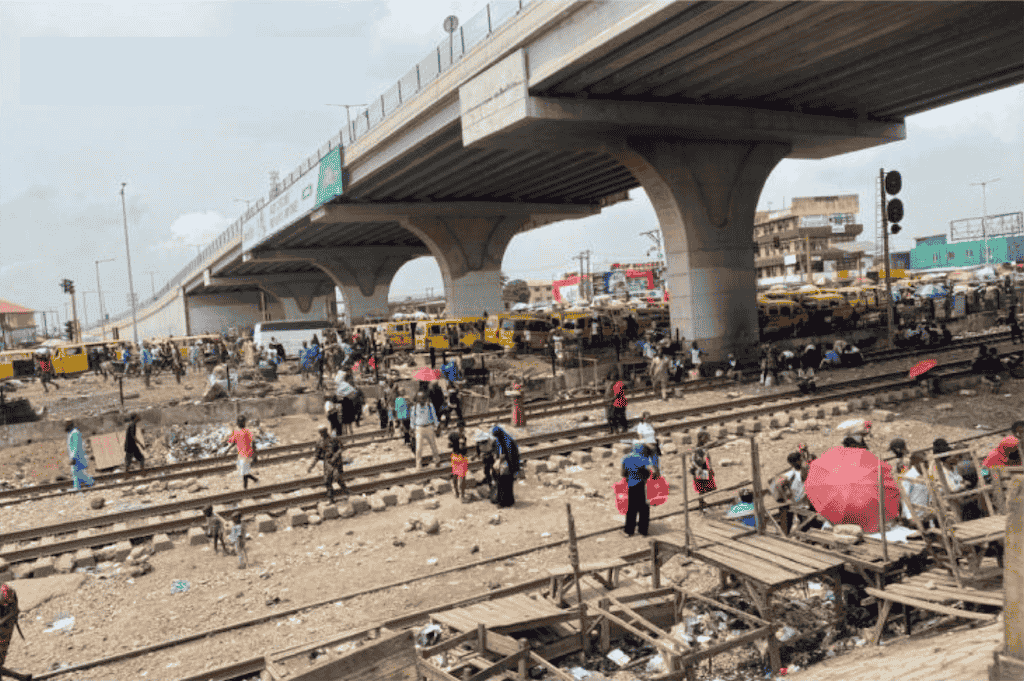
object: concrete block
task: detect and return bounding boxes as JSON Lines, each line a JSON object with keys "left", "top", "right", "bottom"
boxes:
{"left": 598, "top": 447, "right": 615, "bottom": 459}
{"left": 433, "top": 480, "right": 452, "bottom": 495}
{"left": 0, "top": 558, "right": 8, "bottom": 575}
{"left": 152, "top": 534, "right": 173, "bottom": 552}
{"left": 846, "top": 399, "right": 859, "bottom": 412}
{"left": 369, "top": 496, "right": 387, "bottom": 512}
{"left": 715, "top": 426, "right": 729, "bottom": 440}
{"left": 406, "top": 486, "right": 426, "bottom": 502}
{"left": 0, "top": 570, "right": 11, "bottom": 584}
{"left": 350, "top": 497, "right": 370, "bottom": 514}
{"left": 527, "top": 460, "right": 549, "bottom": 475}
{"left": 814, "top": 407, "right": 826, "bottom": 419}
{"left": 112, "top": 541, "right": 132, "bottom": 562}
{"left": 11, "top": 562, "right": 33, "bottom": 580}
{"left": 464, "top": 477, "right": 477, "bottom": 489}
{"left": 871, "top": 409, "right": 896, "bottom": 423}
{"left": 379, "top": 491, "right": 398, "bottom": 507}
{"left": 318, "top": 503, "right": 339, "bottom": 520}
{"left": 308, "top": 514, "right": 322, "bottom": 525}
{"left": 746, "top": 420, "right": 763, "bottom": 434}
{"left": 188, "top": 527, "right": 208, "bottom": 546}
{"left": 287, "top": 508, "right": 308, "bottom": 527}
{"left": 255, "top": 514, "right": 277, "bottom": 533}
{"left": 32, "top": 556, "right": 56, "bottom": 578}
{"left": 577, "top": 451, "right": 594, "bottom": 464}
{"left": 835, "top": 402, "right": 850, "bottom": 415}
{"left": 55, "top": 554, "right": 76, "bottom": 574}
{"left": 74, "top": 548, "right": 96, "bottom": 568}
{"left": 727, "top": 422, "right": 745, "bottom": 436}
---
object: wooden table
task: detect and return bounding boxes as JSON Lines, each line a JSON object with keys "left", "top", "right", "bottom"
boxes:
{"left": 651, "top": 520, "right": 848, "bottom": 673}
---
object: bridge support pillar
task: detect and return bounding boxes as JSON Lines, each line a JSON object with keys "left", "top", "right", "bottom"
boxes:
{"left": 307, "top": 248, "right": 421, "bottom": 325}
{"left": 613, "top": 139, "right": 790, "bottom": 362}
{"left": 402, "top": 215, "right": 532, "bottom": 318}
{"left": 261, "top": 280, "right": 336, "bottom": 320}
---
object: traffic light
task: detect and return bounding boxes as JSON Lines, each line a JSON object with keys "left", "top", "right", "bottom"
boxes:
{"left": 65, "top": 321, "right": 75, "bottom": 340}
{"left": 59, "top": 279, "right": 75, "bottom": 294}
{"left": 884, "top": 170, "right": 902, "bottom": 235}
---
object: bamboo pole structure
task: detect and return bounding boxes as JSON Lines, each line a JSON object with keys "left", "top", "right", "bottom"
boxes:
{"left": 878, "top": 459, "right": 889, "bottom": 563}
{"left": 566, "top": 503, "right": 587, "bottom": 661}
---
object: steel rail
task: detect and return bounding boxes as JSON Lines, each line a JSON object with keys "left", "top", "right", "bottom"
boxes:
{"left": 3, "top": 330, "right": 1011, "bottom": 507}
{"left": 0, "top": 360, "right": 997, "bottom": 565}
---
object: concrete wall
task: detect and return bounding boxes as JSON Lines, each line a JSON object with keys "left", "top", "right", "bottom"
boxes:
{"left": 187, "top": 291, "right": 264, "bottom": 336}
{"left": 0, "top": 393, "right": 325, "bottom": 449}
{"left": 93, "top": 288, "right": 188, "bottom": 342}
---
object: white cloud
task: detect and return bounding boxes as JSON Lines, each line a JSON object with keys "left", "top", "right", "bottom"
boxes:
{"left": 158, "top": 211, "right": 229, "bottom": 251}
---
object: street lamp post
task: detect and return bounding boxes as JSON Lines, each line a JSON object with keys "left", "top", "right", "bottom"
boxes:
{"left": 970, "top": 178, "right": 1000, "bottom": 264}
{"left": 120, "top": 183, "right": 140, "bottom": 348}
{"left": 96, "top": 258, "right": 115, "bottom": 340}
{"left": 326, "top": 104, "right": 367, "bottom": 144}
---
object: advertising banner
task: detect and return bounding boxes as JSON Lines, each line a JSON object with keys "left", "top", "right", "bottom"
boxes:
{"left": 241, "top": 147, "right": 344, "bottom": 252}
{"left": 552, "top": 276, "right": 581, "bottom": 305}
{"left": 603, "top": 269, "right": 657, "bottom": 297}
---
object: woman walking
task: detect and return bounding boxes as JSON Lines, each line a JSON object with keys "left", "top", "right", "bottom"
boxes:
{"left": 689, "top": 430, "right": 717, "bottom": 510}
{"left": 507, "top": 382, "right": 526, "bottom": 427}
{"left": 608, "top": 381, "right": 628, "bottom": 434}
{"left": 490, "top": 425, "right": 521, "bottom": 508}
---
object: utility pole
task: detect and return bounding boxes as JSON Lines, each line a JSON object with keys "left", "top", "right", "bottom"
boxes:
{"left": 96, "top": 258, "right": 115, "bottom": 340}
{"left": 80, "top": 291, "right": 90, "bottom": 328}
{"left": 576, "top": 253, "right": 586, "bottom": 303}
{"left": 145, "top": 270, "right": 158, "bottom": 298}
{"left": 970, "top": 178, "right": 1000, "bottom": 264}
{"left": 120, "top": 182, "right": 140, "bottom": 349}
{"left": 880, "top": 168, "right": 895, "bottom": 347}
{"left": 40, "top": 311, "right": 47, "bottom": 339}
{"left": 805, "top": 234, "right": 812, "bottom": 285}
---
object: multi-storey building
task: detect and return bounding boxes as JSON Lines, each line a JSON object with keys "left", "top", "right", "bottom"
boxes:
{"left": 754, "top": 195, "right": 865, "bottom": 287}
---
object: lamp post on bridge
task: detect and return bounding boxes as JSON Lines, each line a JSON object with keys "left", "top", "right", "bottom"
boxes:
{"left": 326, "top": 104, "right": 367, "bottom": 144}
{"left": 120, "top": 182, "right": 140, "bottom": 349}
{"left": 96, "top": 258, "right": 115, "bottom": 340}
{"left": 970, "top": 178, "right": 1000, "bottom": 265}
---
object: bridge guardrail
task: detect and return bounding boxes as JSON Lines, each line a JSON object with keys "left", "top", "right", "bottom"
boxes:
{"left": 96, "top": 1, "right": 534, "bottom": 331}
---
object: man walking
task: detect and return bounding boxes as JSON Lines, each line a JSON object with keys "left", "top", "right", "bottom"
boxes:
{"left": 410, "top": 391, "right": 441, "bottom": 469}
{"left": 621, "top": 443, "right": 657, "bottom": 537}
{"left": 395, "top": 388, "right": 412, "bottom": 450}
{"left": 123, "top": 413, "right": 147, "bottom": 471}
{"left": 226, "top": 416, "right": 259, "bottom": 489}
{"left": 308, "top": 426, "right": 348, "bottom": 501}
{"left": 140, "top": 342, "right": 154, "bottom": 389}
{"left": 66, "top": 420, "right": 94, "bottom": 491}
{"left": 649, "top": 349, "right": 670, "bottom": 400}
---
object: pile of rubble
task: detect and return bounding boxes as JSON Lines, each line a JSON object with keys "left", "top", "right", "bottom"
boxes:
{"left": 162, "top": 424, "right": 278, "bottom": 463}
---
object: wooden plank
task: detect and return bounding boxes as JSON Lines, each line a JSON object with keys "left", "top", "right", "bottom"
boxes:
{"left": 417, "top": 660, "right": 463, "bottom": 681}
{"left": 863, "top": 587, "right": 998, "bottom": 621}
{"left": 590, "top": 604, "right": 680, "bottom": 654}
{"left": 528, "top": 652, "right": 576, "bottom": 681}
{"left": 698, "top": 538, "right": 822, "bottom": 579}
{"left": 737, "top": 535, "right": 845, "bottom": 571}
{"left": 89, "top": 431, "right": 125, "bottom": 471}
{"left": 291, "top": 630, "right": 418, "bottom": 681}
{"left": 432, "top": 610, "right": 479, "bottom": 633}
{"left": 692, "top": 545, "right": 796, "bottom": 588}
{"left": 419, "top": 629, "right": 478, "bottom": 658}
{"left": 464, "top": 648, "right": 531, "bottom": 681}
{"left": 886, "top": 583, "right": 1003, "bottom": 608}
{"left": 747, "top": 534, "right": 851, "bottom": 568}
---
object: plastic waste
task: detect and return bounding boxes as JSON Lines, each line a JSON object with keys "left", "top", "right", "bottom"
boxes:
{"left": 646, "top": 655, "right": 666, "bottom": 673}
{"left": 416, "top": 624, "right": 442, "bottom": 647}
{"left": 170, "top": 579, "right": 190, "bottom": 594}
{"left": 606, "top": 648, "right": 630, "bottom": 666}
{"left": 44, "top": 615, "right": 75, "bottom": 633}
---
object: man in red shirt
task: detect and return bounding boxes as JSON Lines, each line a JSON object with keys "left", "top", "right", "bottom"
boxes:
{"left": 983, "top": 420, "right": 1023, "bottom": 468}
{"left": 226, "top": 416, "right": 259, "bottom": 489}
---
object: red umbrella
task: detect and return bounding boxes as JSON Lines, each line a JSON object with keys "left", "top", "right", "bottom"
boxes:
{"left": 908, "top": 359, "right": 937, "bottom": 379}
{"left": 804, "top": 446, "right": 901, "bottom": 532}
{"left": 413, "top": 367, "right": 441, "bottom": 381}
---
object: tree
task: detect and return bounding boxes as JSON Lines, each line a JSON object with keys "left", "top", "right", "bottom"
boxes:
{"left": 502, "top": 279, "right": 530, "bottom": 304}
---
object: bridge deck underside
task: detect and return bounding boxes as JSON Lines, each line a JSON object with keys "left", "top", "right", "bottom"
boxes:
{"left": 533, "top": 1, "right": 1023, "bottom": 121}
{"left": 349, "top": 124, "right": 638, "bottom": 204}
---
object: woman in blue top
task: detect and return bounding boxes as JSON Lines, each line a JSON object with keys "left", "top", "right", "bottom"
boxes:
{"left": 490, "top": 425, "right": 521, "bottom": 508}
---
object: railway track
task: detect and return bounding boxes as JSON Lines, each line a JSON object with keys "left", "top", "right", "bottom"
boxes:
{"left": 0, "top": 352, "right": 1004, "bottom": 568}
{"left": 0, "top": 331, "right": 1016, "bottom": 509}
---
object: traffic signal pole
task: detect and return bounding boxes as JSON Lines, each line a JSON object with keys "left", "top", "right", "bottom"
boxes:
{"left": 881, "top": 168, "right": 895, "bottom": 347}
{"left": 70, "top": 288, "right": 80, "bottom": 342}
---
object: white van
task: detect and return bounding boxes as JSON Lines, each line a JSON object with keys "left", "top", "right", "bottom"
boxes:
{"left": 253, "top": 320, "right": 339, "bottom": 360}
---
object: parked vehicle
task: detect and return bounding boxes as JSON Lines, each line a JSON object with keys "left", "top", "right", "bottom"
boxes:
{"left": 757, "top": 297, "right": 808, "bottom": 338}
{"left": 498, "top": 315, "right": 552, "bottom": 352}
{"left": 252, "top": 320, "right": 339, "bottom": 360}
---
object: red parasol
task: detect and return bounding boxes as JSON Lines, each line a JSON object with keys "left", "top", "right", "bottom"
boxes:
{"left": 908, "top": 359, "right": 937, "bottom": 379}
{"left": 413, "top": 367, "right": 442, "bottom": 381}
{"left": 804, "top": 446, "right": 901, "bottom": 533}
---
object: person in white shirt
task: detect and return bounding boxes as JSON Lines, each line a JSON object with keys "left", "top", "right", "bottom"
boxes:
{"left": 633, "top": 412, "right": 660, "bottom": 462}
{"left": 898, "top": 450, "right": 933, "bottom": 522}
{"left": 689, "top": 342, "right": 702, "bottom": 379}
{"left": 649, "top": 351, "right": 670, "bottom": 400}
{"left": 409, "top": 391, "right": 441, "bottom": 469}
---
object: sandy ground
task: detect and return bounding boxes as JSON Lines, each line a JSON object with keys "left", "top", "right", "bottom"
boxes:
{"left": 1, "top": 341, "right": 1020, "bottom": 680}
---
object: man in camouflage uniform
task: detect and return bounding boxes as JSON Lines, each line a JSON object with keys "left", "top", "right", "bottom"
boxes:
{"left": 308, "top": 426, "right": 348, "bottom": 502}
{"left": 0, "top": 583, "right": 32, "bottom": 680}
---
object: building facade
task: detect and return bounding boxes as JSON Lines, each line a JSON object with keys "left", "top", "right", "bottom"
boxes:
{"left": 0, "top": 299, "right": 37, "bottom": 349}
{"left": 754, "top": 195, "right": 865, "bottom": 287}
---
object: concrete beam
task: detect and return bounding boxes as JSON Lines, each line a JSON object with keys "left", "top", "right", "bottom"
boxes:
{"left": 464, "top": 94, "right": 905, "bottom": 160}
{"left": 308, "top": 201, "right": 600, "bottom": 224}
{"left": 207, "top": 273, "right": 330, "bottom": 287}
{"left": 249, "top": 246, "right": 428, "bottom": 264}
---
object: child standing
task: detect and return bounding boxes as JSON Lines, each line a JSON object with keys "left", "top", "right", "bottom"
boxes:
{"left": 689, "top": 430, "right": 716, "bottom": 510}
{"left": 228, "top": 512, "right": 247, "bottom": 569}
{"left": 203, "top": 505, "right": 223, "bottom": 554}
{"left": 449, "top": 432, "right": 468, "bottom": 502}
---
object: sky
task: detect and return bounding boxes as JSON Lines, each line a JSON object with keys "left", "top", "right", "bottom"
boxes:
{"left": 1, "top": 1, "right": 1021, "bottom": 330}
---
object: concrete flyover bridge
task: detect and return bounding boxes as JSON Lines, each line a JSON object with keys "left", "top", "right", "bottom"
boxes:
{"left": 103, "top": 1, "right": 1023, "bottom": 353}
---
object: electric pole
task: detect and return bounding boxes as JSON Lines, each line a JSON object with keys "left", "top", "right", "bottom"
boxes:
{"left": 121, "top": 182, "right": 140, "bottom": 349}
{"left": 970, "top": 178, "right": 1000, "bottom": 264}
{"left": 145, "top": 270, "right": 158, "bottom": 298}
{"left": 96, "top": 258, "right": 115, "bottom": 340}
